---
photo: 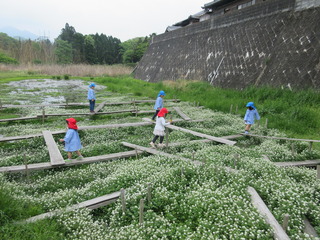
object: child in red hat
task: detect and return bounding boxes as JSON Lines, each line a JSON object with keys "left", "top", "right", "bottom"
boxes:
{"left": 59, "top": 118, "right": 83, "bottom": 162}
{"left": 150, "top": 108, "right": 171, "bottom": 148}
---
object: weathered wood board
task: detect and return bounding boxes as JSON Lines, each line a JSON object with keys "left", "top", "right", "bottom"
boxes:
{"left": 42, "top": 130, "right": 65, "bottom": 166}
{"left": 247, "top": 186, "right": 290, "bottom": 240}
{"left": 0, "top": 150, "right": 142, "bottom": 173}
{"left": 25, "top": 191, "right": 121, "bottom": 223}
{"left": 173, "top": 107, "right": 191, "bottom": 121}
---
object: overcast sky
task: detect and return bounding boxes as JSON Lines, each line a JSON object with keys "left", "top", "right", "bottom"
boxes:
{"left": 0, "top": 0, "right": 206, "bottom": 42}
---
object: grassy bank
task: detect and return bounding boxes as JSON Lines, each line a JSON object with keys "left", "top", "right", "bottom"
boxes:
{"left": 93, "top": 77, "right": 320, "bottom": 141}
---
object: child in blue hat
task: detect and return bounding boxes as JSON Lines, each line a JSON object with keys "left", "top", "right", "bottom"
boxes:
{"left": 87, "top": 83, "right": 96, "bottom": 113}
{"left": 152, "top": 90, "right": 165, "bottom": 120}
{"left": 244, "top": 102, "right": 260, "bottom": 134}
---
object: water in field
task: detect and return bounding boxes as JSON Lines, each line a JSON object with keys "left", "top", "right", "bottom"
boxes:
{"left": 6, "top": 79, "right": 105, "bottom": 105}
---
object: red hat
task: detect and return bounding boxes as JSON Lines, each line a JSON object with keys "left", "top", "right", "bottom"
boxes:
{"left": 157, "top": 108, "right": 168, "bottom": 117}
{"left": 66, "top": 118, "right": 78, "bottom": 130}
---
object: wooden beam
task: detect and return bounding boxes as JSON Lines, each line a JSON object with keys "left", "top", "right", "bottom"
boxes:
{"left": 42, "top": 130, "right": 65, "bottom": 166}
{"left": 303, "top": 216, "right": 319, "bottom": 238}
{"left": 0, "top": 116, "right": 39, "bottom": 122}
{"left": 122, "top": 142, "right": 237, "bottom": 173}
{"left": 0, "top": 150, "right": 142, "bottom": 173}
{"left": 166, "top": 125, "right": 236, "bottom": 145}
{"left": 173, "top": 107, "right": 191, "bottom": 121}
{"left": 274, "top": 159, "right": 320, "bottom": 167}
{"left": 93, "top": 101, "right": 107, "bottom": 113}
{"left": 2, "top": 103, "right": 88, "bottom": 108}
{"left": 25, "top": 191, "right": 121, "bottom": 223}
{"left": 122, "top": 141, "right": 203, "bottom": 165}
{"left": 241, "top": 133, "right": 320, "bottom": 143}
{"left": 247, "top": 187, "right": 290, "bottom": 240}
{"left": 3, "top": 99, "right": 181, "bottom": 109}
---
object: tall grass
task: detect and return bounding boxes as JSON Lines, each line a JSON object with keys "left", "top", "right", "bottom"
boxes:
{"left": 0, "top": 63, "right": 134, "bottom": 78}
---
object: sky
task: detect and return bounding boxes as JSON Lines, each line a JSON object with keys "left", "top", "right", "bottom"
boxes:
{"left": 0, "top": 0, "right": 207, "bottom": 42}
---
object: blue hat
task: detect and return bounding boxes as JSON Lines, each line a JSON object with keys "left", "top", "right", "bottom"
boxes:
{"left": 246, "top": 102, "right": 256, "bottom": 109}
{"left": 158, "top": 90, "right": 166, "bottom": 97}
{"left": 89, "top": 83, "right": 96, "bottom": 88}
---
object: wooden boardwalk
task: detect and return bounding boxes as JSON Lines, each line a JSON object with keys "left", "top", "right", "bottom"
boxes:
{"left": 247, "top": 187, "right": 290, "bottom": 240}
{"left": 0, "top": 116, "right": 39, "bottom": 122}
{"left": 42, "top": 130, "right": 65, "bottom": 166}
{"left": 0, "top": 150, "right": 142, "bottom": 173}
{"left": 173, "top": 107, "right": 191, "bottom": 121}
{"left": 25, "top": 191, "right": 121, "bottom": 223}
{"left": 273, "top": 159, "right": 320, "bottom": 167}
{"left": 2, "top": 99, "right": 180, "bottom": 109}
{"left": 166, "top": 125, "right": 236, "bottom": 145}
{"left": 142, "top": 117, "right": 236, "bottom": 145}
{"left": 241, "top": 133, "right": 320, "bottom": 143}
{"left": 0, "top": 118, "right": 199, "bottom": 143}
{"left": 122, "top": 141, "right": 203, "bottom": 166}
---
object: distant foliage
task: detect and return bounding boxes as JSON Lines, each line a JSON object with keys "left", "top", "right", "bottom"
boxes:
{"left": 0, "top": 52, "right": 18, "bottom": 64}
{"left": 121, "top": 34, "right": 155, "bottom": 64}
{"left": 0, "top": 23, "right": 153, "bottom": 65}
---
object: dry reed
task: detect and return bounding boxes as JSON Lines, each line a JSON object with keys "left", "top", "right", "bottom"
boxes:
{"left": 0, "top": 64, "right": 134, "bottom": 77}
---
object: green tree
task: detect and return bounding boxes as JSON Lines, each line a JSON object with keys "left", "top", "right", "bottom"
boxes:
{"left": 121, "top": 35, "right": 154, "bottom": 64}
{"left": 84, "top": 35, "right": 96, "bottom": 64}
{"left": 54, "top": 39, "right": 73, "bottom": 64}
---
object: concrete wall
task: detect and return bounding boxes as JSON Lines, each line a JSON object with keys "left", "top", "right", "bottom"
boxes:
{"left": 134, "top": 0, "right": 320, "bottom": 89}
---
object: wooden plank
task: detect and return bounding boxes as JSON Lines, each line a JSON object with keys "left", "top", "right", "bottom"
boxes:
{"left": 25, "top": 191, "right": 121, "bottom": 223}
{"left": 167, "top": 134, "right": 242, "bottom": 147}
{"left": 0, "top": 133, "right": 43, "bottom": 142}
{"left": 241, "top": 133, "right": 320, "bottom": 143}
{"left": 0, "top": 150, "right": 141, "bottom": 173}
{"left": 42, "top": 130, "right": 65, "bottom": 166}
{"left": 3, "top": 100, "right": 180, "bottom": 109}
{"left": 0, "top": 116, "right": 38, "bottom": 122}
{"left": 122, "top": 141, "right": 203, "bottom": 165}
{"left": 274, "top": 159, "right": 320, "bottom": 167}
{"left": 94, "top": 101, "right": 107, "bottom": 113}
{"left": 3, "top": 103, "right": 88, "bottom": 108}
{"left": 166, "top": 125, "right": 236, "bottom": 145}
{"left": 173, "top": 107, "right": 191, "bottom": 121}
{"left": 122, "top": 142, "right": 237, "bottom": 173}
{"left": 304, "top": 216, "right": 319, "bottom": 238}
{"left": 247, "top": 186, "right": 291, "bottom": 240}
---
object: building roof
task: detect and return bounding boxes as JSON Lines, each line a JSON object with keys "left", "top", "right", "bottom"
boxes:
{"left": 203, "top": 0, "right": 237, "bottom": 10}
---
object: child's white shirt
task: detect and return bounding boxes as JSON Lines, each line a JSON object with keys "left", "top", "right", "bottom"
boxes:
{"left": 154, "top": 117, "right": 170, "bottom": 131}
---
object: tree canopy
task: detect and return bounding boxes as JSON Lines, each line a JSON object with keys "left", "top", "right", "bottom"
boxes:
{"left": 0, "top": 23, "right": 155, "bottom": 65}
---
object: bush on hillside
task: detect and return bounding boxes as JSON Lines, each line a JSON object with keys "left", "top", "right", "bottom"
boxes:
{"left": 0, "top": 52, "right": 18, "bottom": 64}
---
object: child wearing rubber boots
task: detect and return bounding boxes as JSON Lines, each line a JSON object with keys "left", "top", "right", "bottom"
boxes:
{"left": 150, "top": 108, "right": 171, "bottom": 148}
{"left": 152, "top": 90, "right": 165, "bottom": 120}
{"left": 59, "top": 118, "right": 83, "bottom": 162}
{"left": 244, "top": 102, "right": 260, "bottom": 134}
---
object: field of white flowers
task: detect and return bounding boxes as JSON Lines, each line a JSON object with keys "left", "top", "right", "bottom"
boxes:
{"left": 0, "top": 79, "right": 320, "bottom": 239}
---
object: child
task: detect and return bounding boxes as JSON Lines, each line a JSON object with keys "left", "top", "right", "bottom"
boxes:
{"left": 152, "top": 90, "right": 165, "bottom": 120}
{"left": 244, "top": 102, "right": 260, "bottom": 134}
{"left": 150, "top": 108, "right": 171, "bottom": 148}
{"left": 59, "top": 118, "right": 83, "bottom": 162}
{"left": 87, "top": 83, "right": 96, "bottom": 113}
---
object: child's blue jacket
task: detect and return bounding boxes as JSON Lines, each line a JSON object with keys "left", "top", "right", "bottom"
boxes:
{"left": 244, "top": 109, "right": 260, "bottom": 124}
{"left": 87, "top": 88, "right": 96, "bottom": 100}
{"left": 153, "top": 97, "right": 163, "bottom": 110}
{"left": 64, "top": 129, "right": 82, "bottom": 152}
